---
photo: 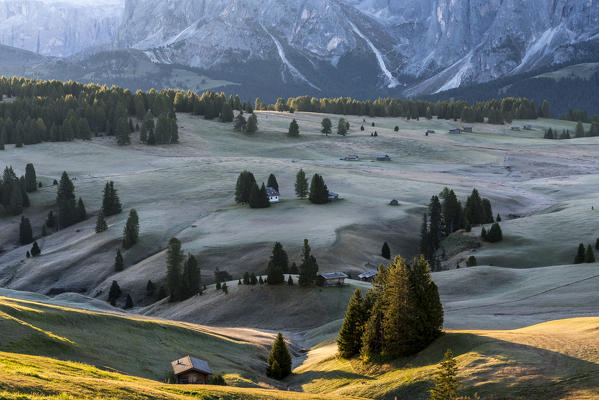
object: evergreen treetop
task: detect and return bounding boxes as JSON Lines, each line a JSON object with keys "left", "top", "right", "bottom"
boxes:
{"left": 266, "top": 333, "right": 292, "bottom": 380}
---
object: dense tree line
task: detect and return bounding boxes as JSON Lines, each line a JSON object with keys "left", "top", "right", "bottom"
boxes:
{"left": 420, "top": 188, "right": 495, "bottom": 267}
{"left": 337, "top": 255, "right": 443, "bottom": 361}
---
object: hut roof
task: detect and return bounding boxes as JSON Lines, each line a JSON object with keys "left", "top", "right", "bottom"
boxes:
{"left": 320, "top": 272, "right": 348, "bottom": 280}
{"left": 171, "top": 355, "right": 212, "bottom": 376}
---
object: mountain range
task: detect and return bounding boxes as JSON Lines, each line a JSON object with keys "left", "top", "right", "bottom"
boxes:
{"left": 1, "top": 0, "right": 599, "bottom": 108}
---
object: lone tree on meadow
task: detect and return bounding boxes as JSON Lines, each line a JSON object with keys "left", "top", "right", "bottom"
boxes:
{"left": 309, "top": 174, "right": 329, "bottom": 204}
{"left": 102, "top": 181, "right": 122, "bottom": 216}
{"left": 122, "top": 209, "right": 140, "bottom": 249}
{"left": 267, "top": 242, "right": 289, "bottom": 285}
{"left": 95, "top": 210, "right": 108, "bottom": 233}
{"left": 574, "top": 243, "right": 586, "bottom": 264}
{"left": 108, "top": 280, "right": 121, "bottom": 305}
{"left": 429, "top": 349, "right": 459, "bottom": 400}
{"left": 235, "top": 171, "right": 257, "bottom": 204}
{"left": 337, "top": 288, "right": 368, "bottom": 358}
{"left": 321, "top": 118, "right": 332, "bottom": 135}
{"left": 295, "top": 169, "right": 308, "bottom": 199}
{"left": 25, "top": 163, "right": 37, "bottom": 193}
{"left": 114, "top": 248, "right": 124, "bottom": 272}
{"left": 267, "top": 174, "right": 279, "bottom": 191}
{"left": 56, "top": 171, "right": 77, "bottom": 229}
{"left": 246, "top": 113, "right": 258, "bottom": 133}
{"left": 19, "top": 216, "right": 33, "bottom": 245}
{"left": 166, "top": 237, "right": 184, "bottom": 302}
{"left": 298, "top": 239, "right": 319, "bottom": 286}
{"left": 288, "top": 119, "right": 300, "bottom": 137}
{"left": 337, "top": 118, "right": 349, "bottom": 136}
{"left": 585, "top": 245, "right": 596, "bottom": 263}
{"left": 266, "top": 332, "right": 292, "bottom": 380}
{"left": 30, "top": 241, "right": 41, "bottom": 257}
{"left": 381, "top": 242, "right": 391, "bottom": 260}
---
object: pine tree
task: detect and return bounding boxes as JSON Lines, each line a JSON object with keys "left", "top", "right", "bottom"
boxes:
{"left": 496, "top": 214, "right": 502, "bottom": 222}
{"left": 266, "top": 333, "right": 292, "bottom": 380}
{"left": 585, "top": 245, "right": 596, "bottom": 263}
{"left": 116, "top": 116, "right": 131, "bottom": 145}
{"left": 429, "top": 349, "right": 459, "bottom": 400}
{"left": 124, "top": 294, "right": 134, "bottom": 309}
{"left": 75, "top": 197, "right": 86, "bottom": 222}
{"left": 267, "top": 242, "right": 288, "bottom": 284}
{"left": 25, "top": 163, "right": 37, "bottom": 192}
{"left": 321, "top": 118, "right": 332, "bottom": 135}
{"left": 102, "top": 181, "right": 122, "bottom": 216}
{"left": 576, "top": 121, "right": 585, "bottom": 138}
{"left": 182, "top": 254, "right": 200, "bottom": 299}
{"left": 381, "top": 242, "right": 391, "bottom": 259}
{"left": 95, "top": 210, "right": 108, "bottom": 233}
{"left": 114, "top": 248, "right": 124, "bottom": 272}
{"left": 540, "top": 100, "right": 551, "bottom": 118}
{"left": 298, "top": 239, "right": 318, "bottom": 286}
{"left": 309, "top": 174, "right": 329, "bottom": 204}
{"left": 19, "top": 216, "right": 33, "bottom": 245}
{"left": 596, "top": 238, "right": 599, "bottom": 251}
{"left": 246, "top": 113, "right": 258, "bottom": 133}
{"left": 235, "top": 171, "right": 256, "bottom": 204}
{"left": 220, "top": 103, "right": 234, "bottom": 123}
{"left": 267, "top": 174, "right": 279, "bottom": 192}
{"left": 146, "top": 280, "right": 156, "bottom": 296}
{"left": 429, "top": 196, "right": 443, "bottom": 250}
{"left": 466, "top": 256, "right": 477, "bottom": 267}
{"left": 56, "top": 171, "right": 76, "bottom": 229}
{"left": 337, "top": 118, "right": 348, "bottom": 136}
{"left": 249, "top": 183, "right": 270, "bottom": 208}
{"left": 574, "top": 243, "right": 586, "bottom": 264}
{"left": 288, "top": 119, "right": 300, "bottom": 137}
{"left": 122, "top": 209, "right": 139, "bottom": 249}
{"left": 337, "top": 289, "right": 367, "bottom": 358}
{"left": 30, "top": 241, "right": 41, "bottom": 257}
{"left": 233, "top": 113, "right": 247, "bottom": 132}
{"left": 166, "top": 237, "right": 184, "bottom": 302}
{"left": 295, "top": 169, "right": 308, "bottom": 199}
{"left": 480, "top": 226, "right": 487, "bottom": 241}
{"left": 485, "top": 223, "right": 503, "bottom": 243}
{"left": 108, "top": 281, "right": 121, "bottom": 305}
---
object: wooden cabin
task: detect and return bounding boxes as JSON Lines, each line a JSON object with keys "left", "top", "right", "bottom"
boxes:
{"left": 343, "top": 155, "right": 360, "bottom": 161}
{"left": 317, "top": 272, "right": 348, "bottom": 287}
{"left": 462, "top": 126, "right": 473, "bottom": 132}
{"left": 358, "top": 270, "right": 378, "bottom": 282}
{"left": 449, "top": 128, "right": 462, "bottom": 134}
{"left": 511, "top": 126, "right": 521, "bottom": 131}
{"left": 171, "top": 355, "right": 212, "bottom": 384}
{"left": 376, "top": 154, "right": 391, "bottom": 161}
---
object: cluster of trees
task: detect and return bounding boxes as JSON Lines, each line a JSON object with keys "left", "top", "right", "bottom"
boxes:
{"left": 233, "top": 111, "right": 258, "bottom": 134}
{"left": 234, "top": 170, "right": 271, "bottom": 208}
{"left": 337, "top": 255, "right": 443, "bottom": 361}
{"left": 264, "top": 240, "right": 317, "bottom": 286}
{"left": 560, "top": 109, "right": 599, "bottom": 124}
{"left": 107, "top": 280, "right": 134, "bottom": 308}
{"left": 165, "top": 237, "right": 202, "bottom": 302}
{"left": 481, "top": 223, "right": 503, "bottom": 243}
{"left": 320, "top": 117, "right": 349, "bottom": 136}
{"left": 0, "top": 77, "right": 180, "bottom": 148}
{"left": 420, "top": 188, "right": 495, "bottom": 267}
{"left": 258, "top": 94, "right": 543, "bottom": 125}
{"left": 139, "top": 110, "right": 179, "bottom": 145}
{"left": 308, "top": 174, "right": 329, "bottom": 204}
{"left": 544, "top": 121, "right": 599, "bottom": 140}
{"left": 1, "top": 164, "right": 35, "bottom": 216}
{"left": 574, "top": 242, "right": 596, "bottom": 264}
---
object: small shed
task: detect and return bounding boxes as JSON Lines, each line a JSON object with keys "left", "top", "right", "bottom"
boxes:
{"left": 266, "top": 187, "right": 280, "bottom": 203}
{"left": 449, "top": 128, "right": 462, "bottom": 134}
{"left": 376, "top": 154, "right": 391, "bottom": 161}
{"left": 462, "top": 126, "right": 473, "bottom": 132}
{"left": 328, "top": 192, "right": 339, "bottom": 202}
{"left": 343, "top": 155, "right": 360, "bottom": 161}
{"left": 317, "top": 272, "right": 348, "bottom": 287}
{"left": 358, "top": 270, "right": 378, "bottom": 282}
{"left": 389, "top": 199, "right": 399, "bottom": 206}
{"left": 171, "top": 355, "right": 212, "bottom": 384}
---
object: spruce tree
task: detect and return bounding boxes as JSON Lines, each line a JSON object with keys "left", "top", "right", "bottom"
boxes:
{"left": 337, "top": 118, "right": 348, "bottom": 136}
{"left": 124, "top": 294, "right": 134, "bottom": 309}
{"left": 574, "top": 243, "right": 586, "bottom": 264}
{"left": 235, "top": 171, "right": 256, "bottom": 204}
{"left": 596, "top": 238, "right": 599, "bottom": 251}
{"left": 25, "top": 163, "right": 37, "bottom": 192}
{"left": 288, "top": 119, "right": 300, "bottom": 137}
{"left": 246, "top": 113, "right": 258, "bottom": 133}
{"left": 220, "top": 103, "right": 234, "bottom": 123}
{"left": 309, "top": 174, "right": 329, "bottom": 204}
{"left": 485, "top": 223, "right": 503, "bottom": 243}
{"left": 108, "top": 280, "right": 121, "bottom": 305}
{"left": 466, "top": 256, "right": 477, "bottom": 267}
{"left": 122, "top": 209, "right": 139, "bottom": 249}
{"left": 576, "top": 121, "right": 585, "bottom": 138}
{"left": 46, "top": 210, "right": 56, "bottom": 228}
{"left": 114, "top": 248, "right": 124, "bottom": 272}
{"left": 381, "top": 242, "right": 391, "bottom": 259}
{"left": 56, "top": 171, "right": 76, "bottom": 229}
{"left": 267, "top": 242, "right": 288, "bottom": 284}
{"left": 166, "top": 237, "right": 184, "bottom": 302}
{"left": 429, "top": 349, "right": 459, "bottom": 400}
{"left": 243, "top": 272, "right": 250, "bottom": 285}
{"left": 222, "top": 282, "right": 228, "bottom": 294}
{"left": 182, "top": 254, "right": 200, "bottom": 299}
{"left": 321, "top": 118, "right": 332, "bottom": 135}
{"left": 146, "top": 280, "right": 156, "bottom": 296}
{"left": 295, "top": 169, "right": 308, "bottom": 199}
{"left": 95, "top": 210, "right": 108, "bottom": 233}
{"left": 337, "top": 289, "right": 367, "bottom": 358}
{"left": 585, "top": 245, "right": 595, "bottom": 263}
{"left": 19, "top": 216, "right": 33, "bottom": 245}
{"left": 298, "top": 239, "right": 318, "bottom": 286}
{"left": 30, "top": 241, "right": 41, "bottom": 257}
{"left": 75, "top": 197, "right": 86, "bottom": 222}
{"left": 409, "top": 256, "right": 443, "bottom": 348}
{"left": 249, "top": 183, "right": 270, "bottom": 208}
{"left": 266, "top": 333, "right": 292, "bottom": 380}
{"left": 250, "top": 272, "right": 258, "bottom": 285}
{"left": 429, "top": 196, "right": 443, "bottom": 250}
{"left": 102, "top": 181, "right": 122, "bottom": 216}
{"left": 267, "top": 174, "right": 279, "bottom": 192}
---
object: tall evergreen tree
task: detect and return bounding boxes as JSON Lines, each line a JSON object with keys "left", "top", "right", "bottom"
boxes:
{"left": 235, "top": 171, "right": 257, "bottom": 204}
{"left": 575, "top": 121, "right": 585, "bottom": 138}
{"left": 166, "top": 237, "right": 184, "bottom": 302}
{"left": 19, "top": 216, "right": 33, "bottom": 245}
{"left": 114, "top": 248, "right": 124, "bottom": 272}
{"left": 24, "top": 163, "right": 37, "bottom": 192}
{"left": 485, "top": 223, "right": 503, "bottom": 243}
{"left": 321, "top": 118, "right": 332, "bottom": 135}
{"left": 585, "top": 245, "right": 596, "bottom": 263}
{"left": 95, "top": 210, "right": 108, "bottom": 233}
{"left": 30, "top": 241, "right": 41, "bottom": 257}
{"left": 124, "top": 294, "right": 134, "bottom": 309}
{"left": 267, "top": 174, "right": 279, "bottom": 192}
{"left": 429, "top": 349, "right": 459, "bottom": 400}
{"left": 574, "top": 243, "right": 586, "bottom": 264}
{"left": 246, "top": 113, "right": 258, "bottom": 133}
{"left": 298, "top": 239, "right": 318, "bottom": 286}
{"left": 309, "top": 174, "right": 329, "bottom": 204}
{"left": 381, "top": 242, "right": 391, "bottom": 259}
{"left": 288, "top": 119, "right": 300, "bottom": 137}
{"left": 337, "top": 118, "right": 348, "bottom": 136}
{"left": 56, "top": 171, "right": 76, "bottom": 229}
{"left": 108, "top": 280, "right": 121, "bottom": 305}
{"left": 266, "top": 333, "right": 292, "bottom": 380}
{"left": 75, "top": 197, "right": 86, "bottom": 222}
{"left": 182, "top": 254, "right": 201, "bottom": 299}
{"left": 102, "top": 181, "right": 122, "bottom": 216}
{"left": 295, "top": 169, "right": 308, "bottom": 199}
{"left": 220, "top": 103, "right": 234, "bottom": 123}
{"left": 429, "top": 196, "right": 443, "bottom": 250}
{"left": 122, "top": 209, "right": 139, "bottom": 249}
{"left": 266, "top": 242, "right": 288, "bottom": 284}
{"left": 249, "top": 183, "right": 270, "bottom": 208}
{"left": 337, "top": 289, "right": 367, "bottom": 358}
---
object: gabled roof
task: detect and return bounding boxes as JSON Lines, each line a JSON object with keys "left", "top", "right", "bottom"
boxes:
{"left": 358, "top": 270, "right": 378, "bottom": 279}
{"left": 266, "top": 186, "right": 279, "bottom": 196}
{"left": 320, "top": 272, "right": 348, "bottom": 280}
{"left": 171, "top": 355, "right": 212, "bottom": 376}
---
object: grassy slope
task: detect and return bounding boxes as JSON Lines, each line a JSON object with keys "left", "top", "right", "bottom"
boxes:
{"left": 291, "top": 318, "right": 599, "bottom": 400}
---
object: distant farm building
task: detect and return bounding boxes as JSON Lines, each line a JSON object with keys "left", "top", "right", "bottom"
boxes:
{"left": 376, "top": 154, "right": 391, "bottom": 161}
{"left": 343, "top": 155, "right": 360, "bottom": 161}
{"left": 462, "top": 127, "right": 473, "bottom": 132}
{"left": 511, "top": 126, "right": 521, "bottom": 131}
{"left": 266, "top": 187, "right": 280, "bottom": 203}
{"left": 426, "top": 130, "right": 435, "bottom": 134}
{"left": 358, "top": 270, "right": 378, "bottom": 282}
{"left": 523, "top": 124, "right": 533, "bottom": 130}
{"left": 449, "top": 128, "right": 462, "bottom": 134}
{"left": 171, "top": 355, "right": 212, "bottom": 384}
{"left": 317, "top": 272, "right": 348, "bottom": 287}
{"left": 389, "top": 199, "right": 399, "bottom": 206}
{"left": 328, "top": 192, "right": 339, "bottom": 202}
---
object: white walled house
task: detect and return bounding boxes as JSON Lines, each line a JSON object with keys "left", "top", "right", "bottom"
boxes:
{"left": 266, "top": 187, "right": 280, "bottom": 203}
